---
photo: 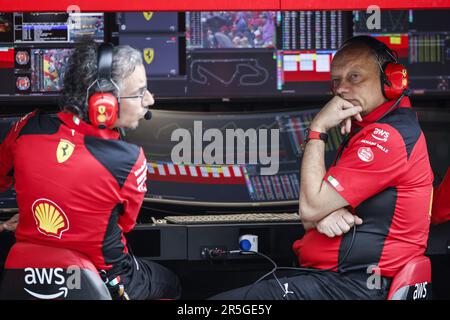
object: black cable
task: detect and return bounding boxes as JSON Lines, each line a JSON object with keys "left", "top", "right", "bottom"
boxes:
{"left": 242, "top": 266, "right": 278, "bottom": 300}
{"left": 378, "top": 89, "right": 409, "bottom": 122}
{"left": 231, "top": 225, "right": 357, "bottom": 299}
{"left": 276, "top": 224, "right": 357, "bottom": 273}
{"left": 229, "top": 250, "right": 284, "bottom": 300}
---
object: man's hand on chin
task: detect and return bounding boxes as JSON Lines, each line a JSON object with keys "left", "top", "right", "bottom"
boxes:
{"left": 310, "top": 96, "right": 363, "bottom": 134}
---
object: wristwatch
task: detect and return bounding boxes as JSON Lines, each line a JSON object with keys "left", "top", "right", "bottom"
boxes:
{"left": 303, "top": 128, "right": 329, "bottom": 144}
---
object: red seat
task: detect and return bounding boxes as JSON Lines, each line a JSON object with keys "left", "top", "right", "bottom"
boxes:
{"left": 0, "top": 241, "right": 111, "bottom": 300}
{"left": 387, "top": 255, "right": 431, "bottom": 300}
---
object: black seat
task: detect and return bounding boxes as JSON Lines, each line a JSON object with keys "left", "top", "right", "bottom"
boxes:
{"left": 0, "top": 242, "right": 111, "bottom": 300}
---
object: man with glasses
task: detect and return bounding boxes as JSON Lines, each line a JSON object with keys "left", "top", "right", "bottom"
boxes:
{"left": 0, "top": 43, "right": 181, "bottom": 300}
{"left": 116, "top": 85, "right": 152, "bottom": 129}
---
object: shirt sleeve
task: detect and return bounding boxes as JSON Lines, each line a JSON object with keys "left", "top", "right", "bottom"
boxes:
{"left": 118, "top": 147, "right": 147, "bottom": 233}
{"left": 431, "top": 167, "right": 450, "bottom": 224}
{"left": 0, "top": 112, "right": 35, "bottom": 191}
{"left": 324, "top": 123, "right": 408, "bottom": 208}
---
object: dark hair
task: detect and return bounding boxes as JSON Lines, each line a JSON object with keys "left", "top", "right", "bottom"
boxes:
{"left": 60, "top": 42, "right": 143, "bottom": 120}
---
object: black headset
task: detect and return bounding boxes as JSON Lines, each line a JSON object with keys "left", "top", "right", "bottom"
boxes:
{"left": 86, "top": 43, "right": 120, "bottom": 129}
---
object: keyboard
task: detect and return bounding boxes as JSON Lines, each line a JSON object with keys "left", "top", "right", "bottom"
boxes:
{"left": 164, "top": 213, "right": 300, "bottom": 225}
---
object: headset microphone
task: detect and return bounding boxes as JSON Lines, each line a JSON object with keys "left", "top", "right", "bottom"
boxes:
{"left": 144, "top": 109, "right": 152, "bottom": 120}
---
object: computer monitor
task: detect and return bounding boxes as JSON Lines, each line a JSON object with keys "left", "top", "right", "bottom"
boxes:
{"left": 114, "top": 10, "right": 351, "bottom": 99}
{"left": 186, "top": 12, "right": 276, "bottom": 49}
{"left": 119, "top": 34, "right": 180, "bottom": 77}
{"left": 353, "top": 9, "right": 450, "bottom": 95}
{"left": 124, "top": 108, "right": 343, "bottom": 207}
{"left": 0, "top": 116, "right": 19, "bottom": 209}
{"left": 118, "top": 12, "right": 180, "bottom": 33}
{"left": 0, "top": 12, "right": 105, "bottom": 99}
{"left": 275, "top": 11, "right": 347, "bottom": 96}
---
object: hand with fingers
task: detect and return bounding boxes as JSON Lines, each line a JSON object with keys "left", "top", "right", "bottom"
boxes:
{"left": 309, "top": 96, "right": 363, "bottom": 134}
{"left": 316, "top": 208, "right": 363, "bottom": 238}
{"left": 0, "top": 214, "right": 19, "bottom": 233}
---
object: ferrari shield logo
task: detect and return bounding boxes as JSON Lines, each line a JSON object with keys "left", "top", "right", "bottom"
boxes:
{"left": 143, "top": 12, "right": 154, "bottom": 21}
{"left": 143, "top": 48, "right": 154, "bottom": 65}
{"left": 56, "top": 139, "right": 75, "bottom": 164}
{"left": 98, "top": 105, "right": 106, "bottom": 114}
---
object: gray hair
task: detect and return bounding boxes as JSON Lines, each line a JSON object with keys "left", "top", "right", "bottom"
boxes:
{"left": 337, "top": 36, "right": 397, "bottom": 74}
{"left": 60, "top": 42, "right": 143, "bottom": 120}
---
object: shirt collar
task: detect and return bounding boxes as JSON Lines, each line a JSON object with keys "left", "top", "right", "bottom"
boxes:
{"left": 354, "top": 96, "right": 412, "bottom": 129}
{"left": 57, "top": 111, "right": 120, "bottom": 140}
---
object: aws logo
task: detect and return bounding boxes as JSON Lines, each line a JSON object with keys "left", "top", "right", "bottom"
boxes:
{"left": 143, "top": 48, "right": 154, "bottom": 65}
{"left": 413, "top": 282, "right": 428, "bottom": 300}
{"left": 23, "top": 267, "right": 81, "bottom": 299}
{"left": 32, "top": 199, "right": 69, "bottom": 239}
{"left": 371, "top": 127, "right": 390, "bottom": 142}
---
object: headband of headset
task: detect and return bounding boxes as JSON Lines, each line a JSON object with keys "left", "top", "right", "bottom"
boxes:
{"left": 88, "top": 43, "right": 119, "bottom": 129}
{"left": 97, "top": 43, "right": 114, "bottom": 88}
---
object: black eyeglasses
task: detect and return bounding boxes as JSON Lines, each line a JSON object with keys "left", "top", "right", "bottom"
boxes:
{"left": 119, "top": 87, "right": 149, "bottom": 105}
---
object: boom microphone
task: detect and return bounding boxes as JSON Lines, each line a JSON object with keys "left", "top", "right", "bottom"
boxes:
{"left": 144, "top": 109, "right": 152, "bottom": 120}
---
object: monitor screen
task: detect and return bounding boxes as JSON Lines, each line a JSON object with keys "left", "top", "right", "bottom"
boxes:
{"left": 0, "top": 12, "right": 105, "bottom": 99}
{"left": 0, "top": 47, "right": 74, "bottom": 95}
{"left": 114, "top": 10, "right": 351, "bottom": 99}
{"left": 119, "top": 34, "right": 179, "bottom": 77}
{"left": 275, "top": 11, "right": 346, "bottom": 95}
{"left": 353, "top": 9, "right": 450, "bottom": 95}
{"left": 0, "top": 116, "right": 19, "bottom": 209}
{"left": 118, "top": 12, "right": 179, "bottom": 33}
{"left": 2, "top": 10, "right": 450, "bottom": 103}
{"left": 12, "top": 12, "right": 104, "bottom": 43}
{"left": 125, "top": 108, "right": 343, "bottom": 206}
{"left": 186, "top": 12, "right": 276, "bottom": 49}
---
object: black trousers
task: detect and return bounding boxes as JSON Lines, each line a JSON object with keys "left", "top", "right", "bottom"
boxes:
{"left": 209, "top": 269, "right": 392, "bottom": 300}
{"left": 105, "top": 254, "right": 181, "bottom": 300}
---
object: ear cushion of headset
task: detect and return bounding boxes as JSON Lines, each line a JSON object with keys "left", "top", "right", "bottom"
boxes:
{"left": 88, "top": 93, "right": 119, "bottom": 129}
{"left": 383, "top": 63, "right": 408, "bottom": 100}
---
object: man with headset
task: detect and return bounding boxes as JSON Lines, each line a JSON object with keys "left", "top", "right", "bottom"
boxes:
{"left": 0, "top": 43, "right": 181, "bottom": 300}
{"left": 211, "top": 35, "right": 433, "bottom": 300}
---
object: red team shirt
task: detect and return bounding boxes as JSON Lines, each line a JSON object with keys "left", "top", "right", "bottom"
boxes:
{"left": 0, "top": 111, "right": 147, "bottom": 271}
{"left": 431, "top": 168, "right": 450, "bottom": 225}
{"left": 293, "top": 97, "right": 434, "bottom": 277}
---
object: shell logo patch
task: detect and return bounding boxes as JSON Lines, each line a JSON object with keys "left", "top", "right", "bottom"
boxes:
{"left": 32, "top": 199, "right": 69, "bottom": 239}
{"left": 56, "top": 139, "right": 75, "bottom": 163}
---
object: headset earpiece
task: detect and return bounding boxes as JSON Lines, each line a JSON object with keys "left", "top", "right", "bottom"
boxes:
{"left": 87, "top": 44, "right": 119, "bottom": 129}
{"left": 381, "top": 62, "right": 408, "bottom": 100}
{"left": 88, "top": 92, "right": 118, "bottom": 129}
